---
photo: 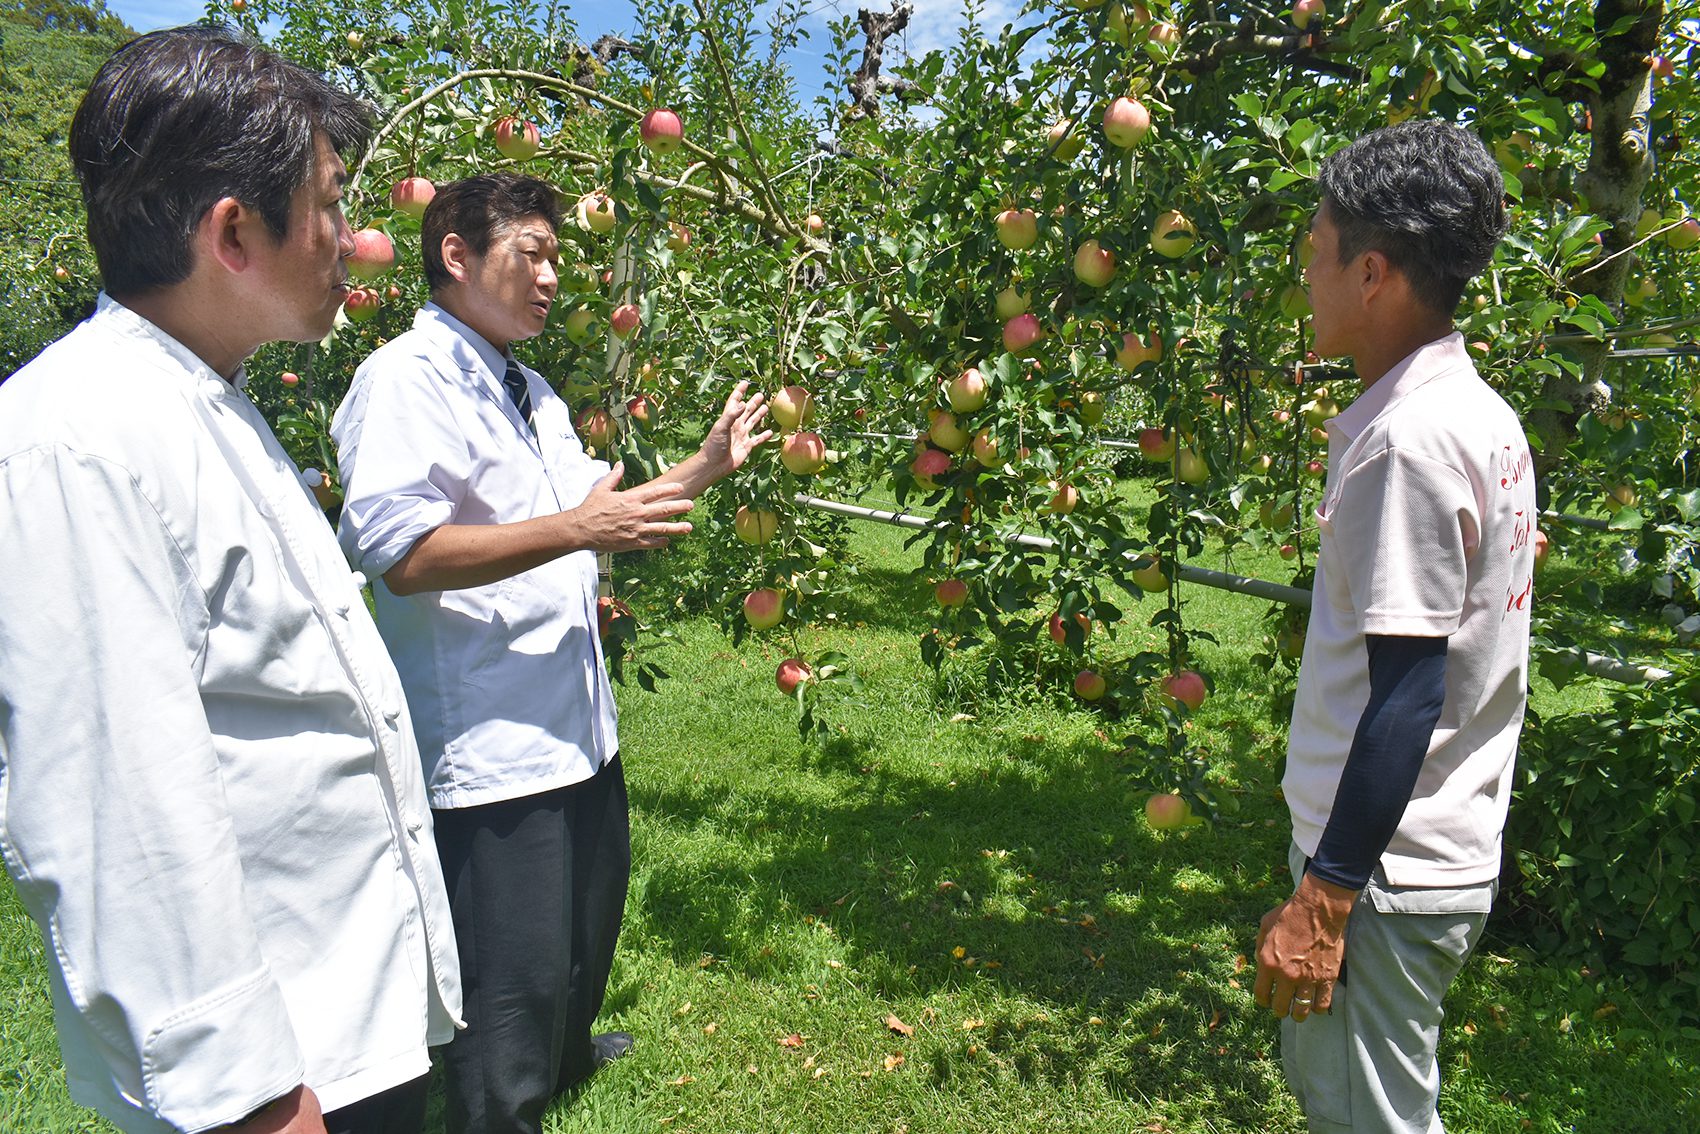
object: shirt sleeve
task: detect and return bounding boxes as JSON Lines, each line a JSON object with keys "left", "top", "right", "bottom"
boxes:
{"left": 1307, "top": 634, "right": 1450, "bottom": 892}
{"left": 334, "top": 358, "right": 475, "bottom": 580}
{"left": 0, "top": 447, "right": 306, "bottom": 1132}
{"left": 1330, "top": 446, "right": 1477, "bottom": 637}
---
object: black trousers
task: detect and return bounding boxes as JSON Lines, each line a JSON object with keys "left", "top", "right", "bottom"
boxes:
{"left": 321, "top": 1074, "right": 429, "bottom": 1134}
{"left": 431, "top": 754, "right": 632, "bottom": 1134}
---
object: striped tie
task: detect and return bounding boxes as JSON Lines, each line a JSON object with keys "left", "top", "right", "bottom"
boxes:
{"left": 502, "top": 358, "right": 533, "bottom": 423}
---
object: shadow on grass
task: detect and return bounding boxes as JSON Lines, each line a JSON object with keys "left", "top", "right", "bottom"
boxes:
{"left": 624, "top": 726, "right": 1291, "bottom": 1124}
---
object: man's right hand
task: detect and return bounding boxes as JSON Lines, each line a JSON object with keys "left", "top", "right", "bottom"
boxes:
{"left": 222, "top": 1085, "right": 326, "bottom": 1134}
{"left": 561, "top": 461, "right": 694, "bottom": 551}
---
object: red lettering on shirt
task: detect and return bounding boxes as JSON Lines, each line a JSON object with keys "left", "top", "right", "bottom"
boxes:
{"left": 1506, "top": 573, "right": 1533, "bottom": 612}
{"left": 1510, "top": 509, "right": 1530, "bottom": 554}
{"left": 1499, "top": 445, "right": 1532, "bottom": 490}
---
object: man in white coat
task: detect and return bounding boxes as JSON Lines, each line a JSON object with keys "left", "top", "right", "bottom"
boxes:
{"left": 332, "top": 173, "right": 769, "bottom": 1134}
{"left": 0, "top": 27, "right": 460, "bottom": 1134}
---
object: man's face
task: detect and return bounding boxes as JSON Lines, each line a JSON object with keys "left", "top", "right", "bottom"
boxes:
{"left": 456, "top": 216, "right": 561, "bottom": 349}
{"left": 255, "top": 132, "right": 356, "bottom": 343}
{"left": 1304, "top": 203, "right": 1356, "bottom": 360}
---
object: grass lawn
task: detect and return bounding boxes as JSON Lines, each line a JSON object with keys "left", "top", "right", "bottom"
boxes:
{"left": 3, "top": 476, "right": 1696, "bottom": 1133}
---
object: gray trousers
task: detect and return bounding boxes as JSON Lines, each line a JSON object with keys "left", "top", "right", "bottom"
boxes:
{"left": 1280, "top": 843, "right": 1495, "bottom": 1134}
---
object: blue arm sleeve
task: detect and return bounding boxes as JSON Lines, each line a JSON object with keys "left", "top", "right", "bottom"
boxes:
{"left": 1307, "top": 634, "right": 1449, "bottom": 892}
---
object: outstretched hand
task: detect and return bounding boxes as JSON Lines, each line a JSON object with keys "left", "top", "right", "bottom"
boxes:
{"left": 568, "top": 462, "right": 695, "bottom": 552}
{"left": 696, "top": 380, "right": 774, "bottom": 479}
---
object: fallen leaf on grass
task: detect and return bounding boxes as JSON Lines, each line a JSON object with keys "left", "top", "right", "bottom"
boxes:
{"left": 674, "top": 1001, "right": 692, "bottom": 1016}
{"left": 779, "top": 1033, "right": 805, "bottom": 1048}
{"left": 883, "top": 1053, "right": 905, "bottom": 1071}
{"left": 1233, "top": 953, "right": 1247, "bottom": 973}
{"left": 1593, "top": 1003, "right": 1618, "bottom": 1021}
{"left": 669, "top": 1074, "right": 695, "bottom": 1086}
{"left": 885, "top": 1013, "right": 915, "bottom": 1037}
{"left": 703, "top": 1022, "right": 717, "bottom": 1035}
{"left": 962, "top": 1018, "right": 984, "bottom": 1031}
{"left": 1208, "top": 1009, "right": 1222, "bottom": 1032}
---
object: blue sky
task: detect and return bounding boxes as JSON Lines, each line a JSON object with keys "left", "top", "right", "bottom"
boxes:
{"left": 103, "top": 0, "right": 1019, "bottom": 114}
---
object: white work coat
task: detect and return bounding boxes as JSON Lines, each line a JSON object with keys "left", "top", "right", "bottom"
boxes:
{"left": 0, "top": 297, "right": 462, "bottom": 1133}
{"left": 332, "top": 305, "right": 618, "bottom": 810}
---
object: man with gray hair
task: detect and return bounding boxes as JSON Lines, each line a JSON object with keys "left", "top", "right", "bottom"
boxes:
{"left": 1253, "top": 119, "right": 1534, "bottom": 1133}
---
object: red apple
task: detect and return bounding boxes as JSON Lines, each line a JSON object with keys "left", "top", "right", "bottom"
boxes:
{"left": 1292, "top": 0, "right": 1325, "bottom": 30}
{"left": 1074, "top": 238, "right": 1117, "bottom": 288}
{"left": 1666, "top": 216, "right": 1700, "bottom": 251}
{"left": 776, "top": 656, "right": 813, "bottom": 695}
{"left": 1533, "top": 529, "right": 1550, "bottom": 573}
{"left": 667, "top": 222, "right": 691, "bottom": 253}
{"left": 1046, "top": 481, "right": 1080, "bottom": 515}
{"left": 780, "top": 430, "right": 827, "bottom": 475}
{"left": 935, "top": 579, "right": 969, "bottom": 607}
{"left": 734, "top": 505, "right": 780, "bottom": 545}
{"left": 1137, "top": 427, "right": 1176, "bottom": 461}
{"left": 744, "top": 587, "right": 785, "bottom": 630}
{"left": 389, "top": 177, "right": 436, "bottom": 219}
{"left": 1074, "top": 669, "right": 1107, "bottom": 701}
{"left": 494, "top": 116, "right": 540, "bottom": 161}
{"left": 1174, "top": 447, "right": 1208, "bottom": 485}
{"left": 912, "top": 447, "right": 951, "bottom": 488}
{"left": 1304, "top": 459, "right": 1326, "bottom": 478}
{"left": 626, "top": 394, "right": 655, "bottom": 426}
{"left": 1049, "top": 610, "right": 1092, "bottom": 645}
{"left": 1279, "top": 543, "right": 1299, "bottom": 560}
{"left": 639, "top": 107, "right": 684, "bottom": 154}
{"left": 971, "top": 429, "right": 1004, "bottom": 468}
{"left": 1079, "top": 390, "right": 1106, "bottom": 426}
{"left": 1003, "top": 313, "right": 1044, "bottom": 355}
{"left": 343, "top": 287, "right": 381, "bottom": 322}
{"left": 1144, "top": 792, "right": 1191, "bottom": 830}
{"left": 1103, "top": 96, "right": 1151, "bottom": 148}
{"left": 596, "top": 595, "right": 633, "bottom": 641}
{"left": 948, "top": 367, "right": 988, "bottom": 413}
{"left": 995, "top": 208, "right": 1039, "bottom": 250}
{"left": 280, "top": 371, "right": 300, "bottom": 387}
{"left": 1651, "top": 54, "right": 1676, "bottom": 80}
{"left": 347, "top": 227, "right": 395, "bottom": 280}
{"left": 576, "top": 406, "right": 616, "bottom": 449}
{"left": 771, "top": 385, "right": 814, "bottom": 431}
{"left": 1159, "top": 670, "right": 1207, "bottom": 711}
{"left": 804, "top": 213, "right": 825, "bottom": 235}
{"left": 610, "top": 303, "right": 641, "bottom": 339}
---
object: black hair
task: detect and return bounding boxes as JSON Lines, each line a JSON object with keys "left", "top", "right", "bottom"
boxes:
{"left": 1317, "top": 119, "right": 1508, "bottom": 314}
{"left": 422, "top": 174, "right": 564, "bottom": 291}
{"left": 68, "top": 25, "right": 373, "bottom": 296}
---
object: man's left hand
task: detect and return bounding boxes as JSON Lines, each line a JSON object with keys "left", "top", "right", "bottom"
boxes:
{"left": 1253, "top": 872, "right": 1358, "bottom": 1022}
{"left": 697, "top": 380, "right": 773, "bottom": 478}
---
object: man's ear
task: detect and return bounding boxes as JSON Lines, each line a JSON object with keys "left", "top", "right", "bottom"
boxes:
{"left": 198, "top": 196, "right": 260, "bottom": 275}
{"left": 1360, "top": 248, "right": 1395, "bottom": 305}
{"left": 439, "top": 232, "right": 475, "bottom": 285}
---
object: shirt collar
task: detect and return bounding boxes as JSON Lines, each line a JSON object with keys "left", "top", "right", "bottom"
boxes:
{"left": 1328, "top": 332, "right": 1473, "bottom": 443}
{"left": 416, "top": 301, "right": 515, "bottom": 382}
{"left": 93, "top": 292, "right": 250, "bottom": 392}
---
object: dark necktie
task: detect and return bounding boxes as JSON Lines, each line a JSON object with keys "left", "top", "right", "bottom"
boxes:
{"left": 502, "top": 358, "right": 533, "bottom": 423}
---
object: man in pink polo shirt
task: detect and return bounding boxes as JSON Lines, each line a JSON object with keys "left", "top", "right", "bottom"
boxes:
{"left": 1253, "top": 120, "right": 1537, "bottom": 1133}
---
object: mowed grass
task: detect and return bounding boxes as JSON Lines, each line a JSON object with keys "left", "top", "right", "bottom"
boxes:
{"left": 3, "top": 476, "right": 1695, "bottom": 1133}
